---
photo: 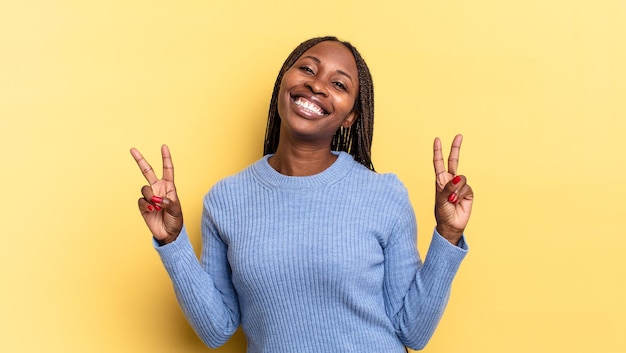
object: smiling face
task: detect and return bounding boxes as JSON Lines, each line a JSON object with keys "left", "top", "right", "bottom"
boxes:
{"left": 277, "top": 40, "right": 360, "bottom": 145}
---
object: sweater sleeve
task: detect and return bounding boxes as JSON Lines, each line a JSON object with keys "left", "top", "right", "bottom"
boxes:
{"left": 154, "top": 209, "right": 240, "bottom": 347}
{"left": 382, "top": 192, "right": 468, "bottom": 350}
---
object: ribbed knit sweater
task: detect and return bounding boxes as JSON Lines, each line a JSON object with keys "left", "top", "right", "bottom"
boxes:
{"left": 155, "top": 151, "right": 468, "bottom": 352}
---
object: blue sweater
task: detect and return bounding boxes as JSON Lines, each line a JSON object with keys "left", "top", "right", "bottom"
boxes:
{"left": 155, "top": 151, "right": 468, "bottom": 352}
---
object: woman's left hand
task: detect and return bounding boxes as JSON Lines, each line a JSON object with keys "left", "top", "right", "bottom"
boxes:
{"left": 432, "top": 134, "right": 474, "bottom": 245}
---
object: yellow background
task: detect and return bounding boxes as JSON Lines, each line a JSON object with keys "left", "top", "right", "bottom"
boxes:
{"left": 1, "top": 1, "right": 625, "bottom": 352}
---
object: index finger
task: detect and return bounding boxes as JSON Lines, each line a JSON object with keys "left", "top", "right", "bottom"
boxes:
{"left": 130, "top": 147, "right": 159, "bottom": 185}
{"left": 433, "top": 137, "right": 446, "bottom": 177}
{"left": 447, "top": 134, "right": 463, "bottom": 175}
{"left": 161, "top": 144, "right": 174, "bottom": 183}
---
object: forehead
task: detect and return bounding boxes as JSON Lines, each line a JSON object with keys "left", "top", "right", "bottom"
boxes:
{"left": 298, "top": 41, "right": 358, "bottom": 75}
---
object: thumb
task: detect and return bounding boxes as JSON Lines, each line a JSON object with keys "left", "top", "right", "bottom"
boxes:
{"left": 158, "top": 197, "right": 184, "bottom": 242}
{"left": 160, "top": 197, "right": 182, "bottom": 218}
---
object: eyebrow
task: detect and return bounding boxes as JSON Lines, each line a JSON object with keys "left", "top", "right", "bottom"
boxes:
{"left": 302, "top": 55, "right": 354, "bottom": 84}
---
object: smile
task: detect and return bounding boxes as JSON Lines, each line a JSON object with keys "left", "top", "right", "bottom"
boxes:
{"left": 293, "top": 97, "right": 328, "bottom": 116}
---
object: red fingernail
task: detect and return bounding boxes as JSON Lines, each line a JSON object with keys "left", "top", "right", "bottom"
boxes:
{"left": 151, "top": 196, "right": 162, "bottom": 204}
{"left": 155, "top": 205, "right": 162, "bottom": 211}
{"left": 452, "top": 175, "right": 461, "bottom": 185}
{"left": 448, "top": 193, "right": 457, "bottom": 203}
{"left": 147, "top": 205, "right": 154, "bottom": 211}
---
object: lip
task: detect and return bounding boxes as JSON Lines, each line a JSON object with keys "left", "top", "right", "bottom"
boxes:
{"left": 290, "top": 93, "right": 331, "bottom": 118}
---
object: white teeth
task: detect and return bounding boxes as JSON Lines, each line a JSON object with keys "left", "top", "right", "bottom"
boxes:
{"left": 295, "top": 98, "right": 325, "bottom": 116}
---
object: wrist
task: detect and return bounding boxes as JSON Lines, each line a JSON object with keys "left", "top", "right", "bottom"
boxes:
{"left": 156, "top": 234, "right": 177, "bottom": 246}
{"left": 436, "top": 224, "right": 463, "bottom": 245}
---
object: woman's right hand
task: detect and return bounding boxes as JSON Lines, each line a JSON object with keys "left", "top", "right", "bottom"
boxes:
{"left": 130, "top": 145, "right": 183, "bottom": 246}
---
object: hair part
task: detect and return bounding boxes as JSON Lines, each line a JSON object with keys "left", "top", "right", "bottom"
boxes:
{"left": 263, "top": 36, "right": 375, "bottom": 171}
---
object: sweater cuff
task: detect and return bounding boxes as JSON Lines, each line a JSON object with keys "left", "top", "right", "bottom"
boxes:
{"left": 433, "top": 227, "right": 469, "bottom": 251}
{"left": 423, "top": 228, "right": 469, "bottom": 298}
{"left": 153, "top": 226, "right": 197, "bottom": 270}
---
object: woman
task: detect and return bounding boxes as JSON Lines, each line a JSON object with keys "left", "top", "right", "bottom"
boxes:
{"left": 131, "top": 36, "right": 473, "bottom": 352}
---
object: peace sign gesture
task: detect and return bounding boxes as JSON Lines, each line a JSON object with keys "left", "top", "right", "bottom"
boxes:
{"left": 433, "top": 134, "right": 474, "bottom": 245}
{"left": 130, "top": 145, "right": 183, "bottom": 245}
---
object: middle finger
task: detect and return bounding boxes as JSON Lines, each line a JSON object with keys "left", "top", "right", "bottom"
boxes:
{"left": 447, "top": 134, "right": 463, "bottom": 175}
{"left": 131, "top": 148, "right": 160, "bottom": 186}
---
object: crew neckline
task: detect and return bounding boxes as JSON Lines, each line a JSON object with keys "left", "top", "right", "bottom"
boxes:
{"left": 252, "top": 151, "right": 354, "bottom": 189}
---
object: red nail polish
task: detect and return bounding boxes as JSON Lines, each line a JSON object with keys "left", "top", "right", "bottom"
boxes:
{"left": 452, "top": 175, "right": 461, "bottom": 185}
{"left": 147, "top": 205, "right": 154, "bottom": 211}
{"left": 448, "top": 193, "right": 457, "bottom": 203}
{"left": 151, "top": 196, "right": 162, "bottom": 204}
{"left": 155, "top": 205, "right": 162, "bottom": 211}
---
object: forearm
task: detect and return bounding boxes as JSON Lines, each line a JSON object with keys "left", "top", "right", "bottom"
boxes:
{"left": 387, "top": 229, "right": 468, "bottom": 349}
{"left": 155, "top": 227, "right": 240, "bottom": 348}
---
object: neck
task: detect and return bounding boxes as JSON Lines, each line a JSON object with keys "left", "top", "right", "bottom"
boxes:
{"left": 268, "top": 143, "right": 338, "bottom": 176}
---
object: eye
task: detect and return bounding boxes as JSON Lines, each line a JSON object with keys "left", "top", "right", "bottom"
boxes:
{"left": 333, "top": 81, "right": 347, "bottom": 91}
{"left": 299, "top": 66, "right": 315, "bottom": 75}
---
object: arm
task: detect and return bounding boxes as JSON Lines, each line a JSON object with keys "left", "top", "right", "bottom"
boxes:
{"left": 385, "top": 134, "right": 473, "bottom": 349}
{"left": 383, "top": 196, "right": 468, "bottom": 350}
{"left": 130, "top": 145, "right": 239, "bottom": 347}
{"left": 155, "top": 223, "right": 240, "bottom": 348}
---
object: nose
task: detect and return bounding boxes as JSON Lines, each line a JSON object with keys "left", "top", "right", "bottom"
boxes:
{"left": 305, "top": 78, "right": 328, "bottom": 97}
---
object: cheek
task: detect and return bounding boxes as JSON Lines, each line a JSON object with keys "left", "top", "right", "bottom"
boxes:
{"left": 338, "top": 95, "right": 357, "bottom": 116}
{"left": 276, "top": 83, "right": 289, "bottom": 118}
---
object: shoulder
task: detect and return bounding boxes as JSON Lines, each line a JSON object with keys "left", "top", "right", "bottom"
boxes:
{"left": 203, "top": 159, "right": 261, "bottom": 206}
{"left": 346, "top": 158, "right": 409, "bottom": 197}
{"left": 337, "top": 155, "right": 412, "bottom": 213}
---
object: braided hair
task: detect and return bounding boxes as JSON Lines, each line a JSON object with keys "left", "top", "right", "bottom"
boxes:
{"left": 263, "top": 36, "right": 375, "bottom": 171}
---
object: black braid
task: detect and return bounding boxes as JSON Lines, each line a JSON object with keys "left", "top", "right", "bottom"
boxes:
{"left": 263, "top": 36, "right": 376, "bottom": 171}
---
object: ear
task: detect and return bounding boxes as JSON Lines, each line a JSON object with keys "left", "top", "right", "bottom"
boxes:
{"left": 341, "top": 110, "right": 358, "bottom": 128}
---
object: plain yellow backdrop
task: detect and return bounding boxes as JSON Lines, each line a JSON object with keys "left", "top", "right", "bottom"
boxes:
{"left": 1, "top": 1, "right": 625, "bottom": 352}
